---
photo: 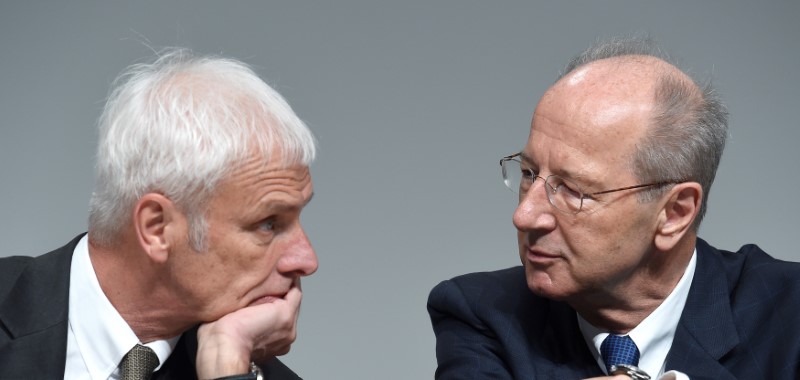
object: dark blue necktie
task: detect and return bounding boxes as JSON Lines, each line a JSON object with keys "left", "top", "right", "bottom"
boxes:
{"left": 600, "top": 334, "right": 640, "bottom": 373}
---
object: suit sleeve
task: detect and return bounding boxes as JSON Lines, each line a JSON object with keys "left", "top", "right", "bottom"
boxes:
{"left": 427, "top": 279, "right": 514, "bottom": 380}
{"left": 260, "top": 358, "right": 302, "bottom": 380}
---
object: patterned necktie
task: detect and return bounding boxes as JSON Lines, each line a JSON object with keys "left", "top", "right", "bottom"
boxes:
{"left": 119, "top": 344, "right": 160, "bottom": 380}
{"left": 600, "top": 334, "right": 640, "bottom": 373}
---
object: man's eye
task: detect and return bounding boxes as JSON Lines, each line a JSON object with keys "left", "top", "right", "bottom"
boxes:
{"left": 258, "top": 219, "right": 276, "bottom": 232}
{"left": 558, "top": 183, "right": 582, "bottom": 199}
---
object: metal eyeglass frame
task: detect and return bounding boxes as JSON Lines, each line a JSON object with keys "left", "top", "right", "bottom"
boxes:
{"left": 500, "top": 152, "right": 683, "bottom": 214}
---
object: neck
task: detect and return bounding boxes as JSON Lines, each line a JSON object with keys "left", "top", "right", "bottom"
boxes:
{"left": 88, "top": 237, "right": 195, "bottom": 342}
{"left": 571, "top": 235, "right": 696, "bottom": 333}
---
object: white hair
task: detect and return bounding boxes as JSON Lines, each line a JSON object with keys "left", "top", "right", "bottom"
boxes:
{"left": 88, "top": 48, "right": 316, "bottom": 249}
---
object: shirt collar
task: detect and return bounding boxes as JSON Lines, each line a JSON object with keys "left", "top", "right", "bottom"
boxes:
{"left": 577, "top": 249, "right": 697, "bottom": 377}
{"left": 68, "top": 235, "right": 179, "bottom": 379}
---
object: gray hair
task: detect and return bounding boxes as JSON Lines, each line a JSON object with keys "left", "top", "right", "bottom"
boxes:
{"left": 88, "top": 48, "right": 317, "bottom": 249}
{"left": 559, "top": 36, "right": 728, "bottom": 230}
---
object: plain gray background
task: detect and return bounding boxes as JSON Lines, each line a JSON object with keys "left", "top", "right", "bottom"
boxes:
{"left": 1, "top": 1, "right": 798, "bottom": 379}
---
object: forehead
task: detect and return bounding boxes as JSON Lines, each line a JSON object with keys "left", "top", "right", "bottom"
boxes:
{"left": 211, "top": 153, "right": 313, "bottom": 212}
{"left": 525, "top": 58, "right": 660, "bottom": 182}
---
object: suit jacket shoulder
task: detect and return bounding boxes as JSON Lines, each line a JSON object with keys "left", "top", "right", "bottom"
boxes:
{"left": 0, "top": 235, "right": 80, "bottom": 379}
{"left": 428, "top": 239, "right": 800, "bottom": 380}
{"left": 428, "top": 267, "right": 601, "bottom": 379}
{"left": 0, "top": 235, "right": 302, "bottom": 380}
{"left": 0, "top": 255, "right": 34, "bottom": 303}
{"left": 666, "top": 239, "right": 800, "bottom": 379}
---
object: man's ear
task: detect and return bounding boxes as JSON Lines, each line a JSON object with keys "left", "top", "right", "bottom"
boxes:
{"left": 654, "top": 182, "right": 702, "bottom": 251}
{"left": 133, "top": 193, "right": 179, "bottom": 263}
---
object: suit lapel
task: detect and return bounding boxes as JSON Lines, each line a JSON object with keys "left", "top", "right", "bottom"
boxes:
{"left": 0, "top": 235, "right": 82, "bottom": 378}
{"left": 665, "top": 239, "right": 739, "bottom": 379}
{"left": 537, "top": 300, "right": 604, "bottom": 379}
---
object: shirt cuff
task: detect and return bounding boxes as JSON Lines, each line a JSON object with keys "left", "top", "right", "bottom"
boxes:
{"left": 660, "top": 370, "right": 690, "bottom": 380}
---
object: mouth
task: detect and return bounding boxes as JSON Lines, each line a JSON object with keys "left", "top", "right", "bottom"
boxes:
{"left": 247, "top": 279, "right": 301, "bottom": 307}
{"left": 248, "top": 291, "right": 288, "bottom": 306}
{"left": 246, "top": 278, "right": 303, "bottom": 307}
{"left": 524, "top": 246, "right": 562, "bottom": 264}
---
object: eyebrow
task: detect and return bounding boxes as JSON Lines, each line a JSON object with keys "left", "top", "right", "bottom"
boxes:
{"left": 258, "top": 191, "right": 315, "bottom": 215}
{"left": 519, "top": 152, "right": 535, "bottom": 165}
{"left": 519, "top": 152, "right": 596, "bottom": 188}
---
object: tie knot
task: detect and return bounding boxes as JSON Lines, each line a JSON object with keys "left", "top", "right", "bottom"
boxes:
{"left": 600, "top": 334, "right": 640, "bottom": 373}
{"left": 119, "top": 344, "right": 160, "bottom": 380}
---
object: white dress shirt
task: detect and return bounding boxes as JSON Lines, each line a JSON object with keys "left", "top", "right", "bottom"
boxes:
{"left": 64, "top": 235, "right": 180, "bottom": 380}
{"left": 578, "top": 250, "right": 697, "bottom": 380}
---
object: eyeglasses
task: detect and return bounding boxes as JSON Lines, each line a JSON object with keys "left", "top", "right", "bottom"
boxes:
{"left": 500, "top": 152, "right": 681, "bottom": 214}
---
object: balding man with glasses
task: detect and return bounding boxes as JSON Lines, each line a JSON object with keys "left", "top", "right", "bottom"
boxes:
{"left": 427, "top": 37, "right": 800, "bottom": 380}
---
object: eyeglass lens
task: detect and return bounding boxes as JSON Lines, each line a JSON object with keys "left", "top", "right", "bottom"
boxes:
{"left": 501, "top": 158, "right": 584, "bottom": 213}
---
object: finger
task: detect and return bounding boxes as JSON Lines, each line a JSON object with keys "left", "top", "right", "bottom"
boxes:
{"left": 284, "top": 282, "right": 303, "bottom": 309}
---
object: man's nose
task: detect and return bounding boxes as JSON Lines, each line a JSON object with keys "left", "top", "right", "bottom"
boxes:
{"left": 278, "top": 226, "right": 318, "bottom": 277}
{"left": 512, "top": 178, "right": 557, "bottom": 232}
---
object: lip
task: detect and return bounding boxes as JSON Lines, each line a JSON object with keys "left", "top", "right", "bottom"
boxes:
{"left": 248, "top": 292, "right": 287, "bottom": 306}
{"left": 525, "top": 247, "right": 562, "bottom": 264}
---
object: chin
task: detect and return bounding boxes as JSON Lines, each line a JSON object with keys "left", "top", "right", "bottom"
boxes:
{"left": 525, "top": 266, "right": 570, "bottom": 301}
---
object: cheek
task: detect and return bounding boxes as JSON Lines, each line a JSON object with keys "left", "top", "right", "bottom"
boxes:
{"left": 558, "top": 217, "right": 594, "bottom": 253}
{"left": 560, "top": 217, "right": 623, "bottom": 271}
{"left": 235, "top": 240, "right": 283, "bottom": 278}
{"left": 572, "top": 210, "right": 651, "bottom": 264}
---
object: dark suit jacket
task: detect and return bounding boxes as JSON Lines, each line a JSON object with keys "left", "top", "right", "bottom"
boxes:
{"left": 428, "top": 238, "right": 800, "bottom": 379}
{"left": 0, "top": 234, "right": 301, "bottom": 379}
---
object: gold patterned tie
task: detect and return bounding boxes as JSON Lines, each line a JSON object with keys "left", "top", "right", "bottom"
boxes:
{"left": 119, "top": 344, "right": 160, "bottom": 380}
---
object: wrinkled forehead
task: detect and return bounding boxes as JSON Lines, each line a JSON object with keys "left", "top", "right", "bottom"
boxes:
{"left": 233, "top": 145, "right": 311, "bottom": 177}
{"left": 216, "top": 149, "right": 313, "bottom": 201}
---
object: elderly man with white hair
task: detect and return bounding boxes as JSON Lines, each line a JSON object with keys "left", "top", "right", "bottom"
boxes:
{"left": 0, "top": 49, "right": 318, "bottom": 380}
